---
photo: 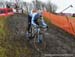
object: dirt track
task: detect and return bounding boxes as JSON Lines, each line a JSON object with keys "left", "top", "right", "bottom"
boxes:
{"left": 1, "top": 14, "right": 75, "bottom": 57}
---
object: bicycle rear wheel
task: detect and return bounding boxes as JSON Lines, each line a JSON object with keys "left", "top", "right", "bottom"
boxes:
{"left": 34, "top": 32, "right": 46, "bottom": 52}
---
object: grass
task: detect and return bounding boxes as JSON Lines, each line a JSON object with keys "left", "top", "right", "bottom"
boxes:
{"left": 0, "top": 16, "right": 8, "bottom": 57}
{"left": 0, "top": 15, "right": 32, "bottom": 57}
{"left": 0, "top": 47, "right": 7, "bottom": 57}
{"left": 0, "top": 18, "right": 7, "bottom": 38}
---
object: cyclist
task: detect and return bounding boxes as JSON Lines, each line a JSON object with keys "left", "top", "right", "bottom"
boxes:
{"left": 27, "top": 9, "right": 48, "bottom": 39}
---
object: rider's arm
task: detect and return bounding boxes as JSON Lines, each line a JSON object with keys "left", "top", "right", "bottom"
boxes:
{"left": 41, "top": 17, "right": 47, "bottom": 27}
{"left": 31, "top": 13, "right": 37, "bottom": 27}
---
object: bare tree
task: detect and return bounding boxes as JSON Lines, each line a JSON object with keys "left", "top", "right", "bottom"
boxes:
{"left": 45, "top": 2, "right": 57, "bottom": 13}
{"left": 34, "top": 1, "right": 57, "bottom": 13}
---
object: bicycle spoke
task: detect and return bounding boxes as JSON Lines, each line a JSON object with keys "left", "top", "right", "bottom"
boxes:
{"left": 34, "top": 34, "right": 46, "bottom": 52}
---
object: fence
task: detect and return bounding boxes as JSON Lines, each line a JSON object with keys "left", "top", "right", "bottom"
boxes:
{"left": 43, "top": 11, "right": 75, "bottom": 35}
{"left": 0, "top": 8, "right": 14, "bottom": 17}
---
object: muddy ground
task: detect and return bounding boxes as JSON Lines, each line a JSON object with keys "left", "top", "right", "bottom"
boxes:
{"left": 0, "top": 14, "right": 75, "bottom": 57}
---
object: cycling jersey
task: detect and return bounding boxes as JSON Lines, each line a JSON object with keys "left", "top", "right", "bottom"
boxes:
{"left": 31, "top": 12, "right": 47, "bottom": 27}
{"left": 28, "top": 10, "right": 47, "bottom": 32}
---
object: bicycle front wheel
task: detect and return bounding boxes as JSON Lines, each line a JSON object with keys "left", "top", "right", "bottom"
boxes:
{"left": 34, "top": 33, "right": 46, "bottom": 52}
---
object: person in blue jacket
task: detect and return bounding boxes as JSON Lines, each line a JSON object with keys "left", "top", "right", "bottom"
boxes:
{"left": 27, "top": 9, "right": 48, "bottom": 39}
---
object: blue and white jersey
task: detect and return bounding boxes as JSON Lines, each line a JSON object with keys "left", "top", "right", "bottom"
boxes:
{"left": 31, "top": 12, "right": 38, "bottom": 26}
{"left": 29, "top": 10, "right": 47, "bottom": 27}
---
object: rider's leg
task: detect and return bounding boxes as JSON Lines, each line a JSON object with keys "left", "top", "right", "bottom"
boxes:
{"left": 28, "top": 14, "right": 32, "bottom": 33}
{"left": 26, "top": 14, "right": 32, "bottom": 39}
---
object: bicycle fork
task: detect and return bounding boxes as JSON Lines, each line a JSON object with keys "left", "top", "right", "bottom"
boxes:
{"left": 37, "top": 28, "right": 43, "bottom": 44}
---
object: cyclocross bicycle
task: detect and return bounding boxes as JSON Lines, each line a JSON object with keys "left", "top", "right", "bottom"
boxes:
{"left": 28, "top": 24, "right": 47, "bottom": 52}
